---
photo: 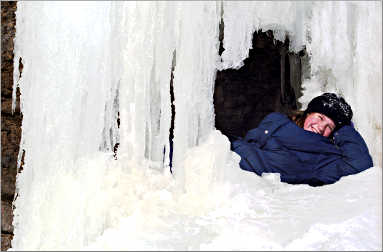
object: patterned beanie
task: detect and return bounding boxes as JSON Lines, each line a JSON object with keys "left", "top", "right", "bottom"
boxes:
{"left": 305, "top": 93, "right": 353, "bottom": 130}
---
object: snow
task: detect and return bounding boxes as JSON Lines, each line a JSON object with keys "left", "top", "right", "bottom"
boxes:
{"left": 10, "top": 1, "right": 382, "bottom": 250}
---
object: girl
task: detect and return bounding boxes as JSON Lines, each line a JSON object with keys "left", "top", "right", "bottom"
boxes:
{"left": 230, "top": 93, "right": 373, "bottom": 186}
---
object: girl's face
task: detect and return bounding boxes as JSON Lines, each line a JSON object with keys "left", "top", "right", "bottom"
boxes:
{"left": 303, "top": 112, "right": 335, "bottom": 138}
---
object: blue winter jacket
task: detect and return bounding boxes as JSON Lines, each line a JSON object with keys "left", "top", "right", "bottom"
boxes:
{"left": 231, "top": 112, "right": 373, "bottom": 186}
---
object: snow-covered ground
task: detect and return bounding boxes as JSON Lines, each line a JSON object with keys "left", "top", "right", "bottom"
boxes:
{"left": 10, "top": 1, "right": 382, "bottom": 250}
{"left": 83, "top": 131, "right": 381, "bottom": 251}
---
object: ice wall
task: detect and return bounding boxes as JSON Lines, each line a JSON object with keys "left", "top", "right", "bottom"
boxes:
{"left": 11, "top": 2, "right": 120, "bottom": 248}
{"left": 12, "top": 1, "right": 222, "bottom": 248}
{"left": 300, "top": 2, "right": 382, "bottom": 166}
{"left": 220, "top": 1, "right": 309, "bottom": 69}
{"left": 11, "top": 1, "right": 381, "bottom": 250}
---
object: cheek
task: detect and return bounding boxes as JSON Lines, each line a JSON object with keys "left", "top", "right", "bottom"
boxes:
{"left": 303, "top": 118, "right": 314, "bottom": 129}
{"left": 303, "top": 120, "right": 310, "bottom": 130}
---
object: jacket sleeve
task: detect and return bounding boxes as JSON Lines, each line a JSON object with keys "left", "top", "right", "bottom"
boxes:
{"left": 231, "top": 139, "right": 270, "bottom": 176}
{"left": 311, "top": 125, "right": 373, "bottom": 186}
{"left": 333, "top": 125, "right": 373, "bottom": 173}
{"left": 230, "top": 113, "right": 292, "bottom": 176}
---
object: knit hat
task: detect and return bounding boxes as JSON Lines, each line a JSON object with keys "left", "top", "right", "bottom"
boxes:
{"left": 305, "top": 93, "right": 353, "bottom": 130}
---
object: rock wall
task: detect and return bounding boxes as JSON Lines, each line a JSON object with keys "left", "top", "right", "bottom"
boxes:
{"left": 1, "top": 1, "right": 19, "bottom": 250}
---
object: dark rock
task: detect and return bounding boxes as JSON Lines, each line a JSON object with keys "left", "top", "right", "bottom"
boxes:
{"left": 1, "top": 233, "right": 13, "bottom": 251}
{"left": 2, "top": 97, "right": 21, "bottom": 115}
{"left": 214, "top": 30, "right": 304, "bottom": 137}
{"left": 1, "top": 165, "right": 17, "bottom": 197}
{"left": 1, "top": 200, "right": 14, "bottom": 233}
{"left": 1, "top": 1, "right": 19, "bottom": 243}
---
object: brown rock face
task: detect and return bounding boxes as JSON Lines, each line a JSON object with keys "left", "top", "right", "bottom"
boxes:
{"left": 1, "top": 1, "right": 19, "bottom": 251}
{"left": 1, "top": 200, "right": 14, "bottom": 233}
{"left": 1, "top": 234, "right": 13, "bottom": 251}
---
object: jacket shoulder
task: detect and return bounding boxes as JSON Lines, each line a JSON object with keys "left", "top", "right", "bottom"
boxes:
{"left": 262, "top": 112, "right": 289, "bottom": 122}
{"left": 258, "top": 112, "right": 291, "bottom": 129}
{"left": 243, "top": 112, "right": 291, "bottom": 143}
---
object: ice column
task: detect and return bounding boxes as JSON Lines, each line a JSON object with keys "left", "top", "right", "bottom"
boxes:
{"left": 220, "top": 1, "right": 308, "bottom": 70}
{"left": 115, "top": 1, "right": 222, "bottom": 174}
{"left": 171, "top": 2, "right": 221, "bottom": 181}
{"left": 12, "top": 2, "right": 118, "bottom": 248}
{"left": 117, "top": 2, "right": 176, "bottom": 169}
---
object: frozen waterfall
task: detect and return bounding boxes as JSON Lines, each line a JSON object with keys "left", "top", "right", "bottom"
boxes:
{"left": 11, "top": 1, "right": 381, "bottom": 250}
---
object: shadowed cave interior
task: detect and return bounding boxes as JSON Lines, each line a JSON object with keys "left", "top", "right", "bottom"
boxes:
{"left": 214, "top": 30, "right": 308, "bottom": 138}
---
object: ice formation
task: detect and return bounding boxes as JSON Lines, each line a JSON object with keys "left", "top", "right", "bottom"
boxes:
{"left": 10, "top": 1, "right": 381, "bottom": 250}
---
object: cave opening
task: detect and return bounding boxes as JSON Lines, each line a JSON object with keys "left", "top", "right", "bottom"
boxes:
{"left": 214, "top": 30, "right": 308, "bottom": 138}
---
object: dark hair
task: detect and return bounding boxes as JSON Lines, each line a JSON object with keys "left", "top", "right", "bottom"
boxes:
{"left": 287, "top": 110, "right": 307, "bottom": 128}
